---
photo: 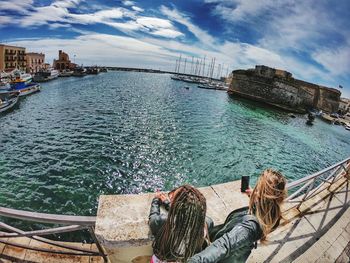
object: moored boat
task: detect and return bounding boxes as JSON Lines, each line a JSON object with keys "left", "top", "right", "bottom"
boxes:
{"left": 86, "top": 67, "right": 99, "bottom": 74}
{"left": 11, "top": 80, "right": 41, "bottom": 97}
{"left": 73, "top": 67, "right": 87, "bottom": 77}
{"left": 0, "top": 90, "right": 20, "bottom": 113}
{"left": 33, "top": 68, "right": 59, "bottom": 82}
{"left": 12, "top": 69, "right": 32, "bottom": 84}
{"left": 0, "top": 82, "right": 11, "bottom": 91}
{"left": 59, "top": 69, "right": 74, "bottom": 77}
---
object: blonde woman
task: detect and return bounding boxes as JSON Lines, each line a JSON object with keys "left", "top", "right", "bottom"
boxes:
{"left": 188, "top": 169, "right": 287, "bottom": 263}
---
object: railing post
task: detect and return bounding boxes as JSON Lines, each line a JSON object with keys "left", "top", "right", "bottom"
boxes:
{"left": 88, "top": 226, "right": 108, "bottom": 263}
{"left": 296, "top": 178, "right": 315, "bottom": 209}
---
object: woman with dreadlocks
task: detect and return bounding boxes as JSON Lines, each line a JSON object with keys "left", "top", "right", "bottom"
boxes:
{"left": 148, "top": 184, "right": 212, "bottom": 263}
{"left": 188, "top": 169, "right": 287, "bottom": 263}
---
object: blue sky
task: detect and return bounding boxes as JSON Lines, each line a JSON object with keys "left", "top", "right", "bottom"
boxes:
{"left": 0, "top": 0, "right": 349, "bottom": 97}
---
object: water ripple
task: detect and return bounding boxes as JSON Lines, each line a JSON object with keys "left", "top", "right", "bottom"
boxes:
{"left": 0, "top": 72, "right": 349, "bottom": 216}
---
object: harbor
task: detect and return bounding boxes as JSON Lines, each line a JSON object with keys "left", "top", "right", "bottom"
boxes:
{"left": 1, "top": 0, "right": 349, "bottom": 261}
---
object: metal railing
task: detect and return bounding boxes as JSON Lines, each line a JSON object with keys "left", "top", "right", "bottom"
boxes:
{"left": 286, "top": 156, "right": 350, "bottom": 208}
{"left": 0, "top": 207, "right": 107, "bottom": 262}
{"left": 0, "top": 156, "right": 349, "bottom": 262}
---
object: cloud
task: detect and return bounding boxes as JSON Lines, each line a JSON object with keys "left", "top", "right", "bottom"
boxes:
{"left": 0, "top": 15, "right": 11, "bottom": 25}
{"left": 0, "top": 1, "right": 183, "bottom": 39}
{"left": 313, "top": 46, "right": 350, "bottom": 76}
{"left": 205, "top": 0, "right": 279, "bottom": 22}
{"left": 160, "top": 5, "right": 215, "bottom": 46}
{"left": 132, "top": 6, "right": 144, "bottom": 12}
{"left": 0, "top": 0, "right": 34, "bottom": 13}
{"left": 123, "top": 1, "right": 134, "bottom": 6}
{"left": 6, "top": 33, "right": 176, "bottom": 68}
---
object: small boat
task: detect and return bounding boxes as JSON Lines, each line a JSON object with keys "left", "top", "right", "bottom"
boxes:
{"left": 100, "top": 67, "right": 108, "bottom": 72}
{"left": 73, "top": 67, "right": 87, "bottom": 77}
{"left": 288, "top": 113, "right": 296, "bottom": 118}
{"left": 345, "top": 125, "right": 350, "bottom": 131}
{"left": 59, "top": 69, "right": 74, "bottom": 77}
{"left": 86, "top": 67, "right": 99, "bottom": 74}
{"left": 0, "top": 82, "right": 11, "bottom": 91}
{"left": 11, "top": 80, "right": 41, "bottom": 97}
{"left": 184, "top": 86, "right": 190, "bottom": 90}
{"left": 0, "top": 91, "right": 20, "bottom": 113}
{"left": 12, "top": 70, "right": 32, "bottom": 84}
{"left": 33, "top": 68, "right": 59, "bottom": 82}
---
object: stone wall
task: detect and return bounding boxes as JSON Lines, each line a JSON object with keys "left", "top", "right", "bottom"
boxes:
{"left": 229, "top": 66, "right": 341, "bottom": 113}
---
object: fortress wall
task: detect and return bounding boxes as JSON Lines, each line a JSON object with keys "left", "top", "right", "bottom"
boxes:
{"left": 229, "top": 73, "right": 307, "bottom": 112}
{"left": 229, "top": 67, "right": 341, "bottom": 113}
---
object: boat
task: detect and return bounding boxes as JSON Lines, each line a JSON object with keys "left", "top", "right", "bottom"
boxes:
{"left": 320, "top": 113, "right": 335, "bottom": 123}
{"left": 100, "top": 67, "right": 108, "bottom": 72}
{"left": 345, "top": 125, "right": 350, "bottom": 131}
{"left": 0, "top": 82, "right": 11, "bottom": 91}
{"left": 0, "top": 71, "right": 11, "bottom": 83}
{"left": 59, "top": 69, "right": 74, "bottom": 77}
{"left": 11, "top": 80, "right": 41, "bottom": 97}
{"left": 12, "top": 69, "right": 32, "bottom": 84}
{"left": 86, "top": 67, "right": 99, "bottom": 74}
{"left": 73, "top": 67, "right": 87, "bottom": 77}
{"left": 0, "top": 90, "right": 20, "bottom": 113}
{"left": 33, "top": 68, "right": 59, "bottom": 82}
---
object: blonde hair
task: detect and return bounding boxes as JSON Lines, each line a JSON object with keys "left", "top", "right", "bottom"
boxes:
{"left": 249, "top": 169, "right": 287, "bottom": 242}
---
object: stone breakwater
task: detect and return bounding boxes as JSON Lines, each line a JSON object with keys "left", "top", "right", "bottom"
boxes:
{"left": 228, "top": 65, "right": 341, "bottom": 113}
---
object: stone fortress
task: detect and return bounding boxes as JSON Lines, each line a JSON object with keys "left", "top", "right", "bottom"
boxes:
{"left": 228, "top": 65, "right": 341, "bottom": 113}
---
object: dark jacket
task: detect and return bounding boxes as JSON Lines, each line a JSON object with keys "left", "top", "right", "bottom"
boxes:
{"left": 148, "top": 197, "right": 214, "bottom": 238}
{"left": 187, "top": 207, "right": 262, "bottom": 263}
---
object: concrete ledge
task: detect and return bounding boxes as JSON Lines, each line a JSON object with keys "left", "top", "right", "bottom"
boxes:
{"left": 95, "top": 180, "right": 248, "bottom": 262}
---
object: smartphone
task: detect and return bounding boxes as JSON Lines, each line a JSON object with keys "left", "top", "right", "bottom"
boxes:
{"left": 241, "top": 176, "right": 250, "bottom": 193}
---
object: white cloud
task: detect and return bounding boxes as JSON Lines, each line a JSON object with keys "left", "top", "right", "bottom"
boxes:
{"left": 132, "top": 6, "right": 144, "bottom": 12}
{"left": 205, "top": 0, "right": 279, "bottom": 22}
{"left": 150, "top": 29, "right": 183, "bottom": 38}
{"left": 0, "top": 0, "right": 34, "bottom": 12}
{"left": 123, "top": 1, "right": 134, "bottom": 7}
{"left": 0, "top": 15, "right": 11, "bottom": 25}
{"left": 7, "top": 33, "right": 176, "bottom": 68}
{"left": 160, "top": 6, "right": 215, "bottom": 46}
{"left": 69, "top": 8, "right": 125, "bottom": 24}
{"left": 313, "top": 46, "right": 350, "bottom": 76}
{"left": 1, "top": 1, "right": 183, "bottom": 39}
{"left": 136, "top": 17, "right": 173, "bottom": 29}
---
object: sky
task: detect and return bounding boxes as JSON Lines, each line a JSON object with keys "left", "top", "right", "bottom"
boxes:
{"left": 0, "top": 0, "right": 349, "bottom": 97}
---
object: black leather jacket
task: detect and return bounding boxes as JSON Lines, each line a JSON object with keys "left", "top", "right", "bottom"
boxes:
{"left": 188, "top": 207, "right": 262, "bottom": 263}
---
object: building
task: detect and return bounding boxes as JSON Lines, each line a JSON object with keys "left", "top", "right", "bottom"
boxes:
{"left": 53, "top": 50, "right": 75, "bottom": 71}
{"left": 228, "top": 65, "right": 341, "bottom": 113}
{"left": 339, "top": 97, "right": 350, "bottom": 114}
{"left": 26, "top": 52, "right": 45, "bottom": 74}
{"left": 0, "top": 44, "right": 26, "bottom": 71}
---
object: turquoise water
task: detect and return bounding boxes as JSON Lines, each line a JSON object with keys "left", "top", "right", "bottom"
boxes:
{"left": 0, "top": 71, "right": 349, "bottom": 216}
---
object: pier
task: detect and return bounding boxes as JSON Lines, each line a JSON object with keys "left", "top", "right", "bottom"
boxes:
{"left": 0, "top": 157, "right": 349, "bottom": 262}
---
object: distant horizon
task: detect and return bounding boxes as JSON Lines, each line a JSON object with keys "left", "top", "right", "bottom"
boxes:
{"left": 0, "top": 0, "right": 349, "bottom": 97}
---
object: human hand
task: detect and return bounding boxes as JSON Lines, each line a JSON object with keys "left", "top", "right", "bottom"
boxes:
{"left": 244, "top": 187, "right": 252, "bottom": 197}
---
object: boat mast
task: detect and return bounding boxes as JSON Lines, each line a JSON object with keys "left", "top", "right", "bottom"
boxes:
{"left": 174, "top": 59, "right": 178, "bottom": 73}
{"left": 202, "top": 55, "right": 206, "bottom": 77}
{"left": 190, "top": 56, "right": 194, "bottom": 75}
{"left": 211, "top": 58, "right": 216, "bottom": 79}
{"left": 178, "top": 54, "right": 182, "bottom": 74}
{"left": 184, "top": 58, "right": 187, "bottom": 74}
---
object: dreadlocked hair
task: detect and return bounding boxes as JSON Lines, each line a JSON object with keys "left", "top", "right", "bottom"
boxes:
{"left": 249, "top": 169, "right": 287, "bottom": 242}
{"left": 152, "top": 184, "right": 207, "bottom": 262}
